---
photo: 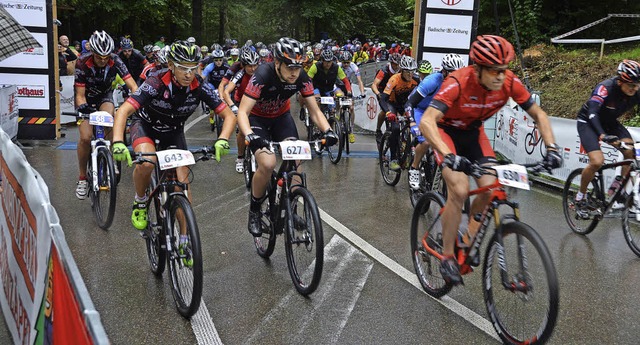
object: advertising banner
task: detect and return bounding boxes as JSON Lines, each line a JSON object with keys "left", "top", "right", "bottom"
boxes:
{"left": 0, "top": 85, "right": 19, "bottom": 138}
{"left": 59, "top": 76, "right": 76, "bottom": 124}
{"left": 353, "top": 88, "right": 380, "bottom": 132}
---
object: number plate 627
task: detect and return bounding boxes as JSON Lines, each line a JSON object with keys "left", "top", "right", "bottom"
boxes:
{"left": 280, "top": 141, "right": 312, "bottom": 161}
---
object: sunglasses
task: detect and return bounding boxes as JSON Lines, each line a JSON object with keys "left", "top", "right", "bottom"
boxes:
{"left": 173, "top": 62, "right": 199, "bottom": 74}
{"left": 213, "top": 58, "right": 224, "bottom": 62}
{"left": 93, "top": 53, "right": 110, "bottom": 60}
{"left": 483, "top": 66, "right": 508, "bottom": 76}
{"left": 624, "top": 82, "right": 640, "bottom": 89}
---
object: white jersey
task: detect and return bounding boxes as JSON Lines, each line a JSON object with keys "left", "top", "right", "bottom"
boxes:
{"left": 338, "top": 61, "right": 361, "bottom": 79}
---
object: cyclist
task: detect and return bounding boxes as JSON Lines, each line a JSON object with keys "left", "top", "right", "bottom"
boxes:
{"left": 201, "top": 48, "right": 229, "bottom": 91}
{"left": 372, "top": 53, "right": 401, "bottom": 144}
{"left": 307, "top": 49, "right": 353, "bottom": 113}
{"left": 237, "top": 37, "right": 338, "bottom": 237}
{"left": 338, "top": 50, "right": 366, "bottom": 143}
{"left": 379, "top": 55, "right": 420, "bottom": 171}
{"left": 221, "top": 49, "right": 261, "bottom": 173}
{"left": 111, "top": 41, "right": 236, "bottom": 232}
{"left": 74, "top": 30, "right": 138, "bottom": 200}
{"left": 139, "top": 46, "right": 169, "bottom": 83}
{"left": 420, "top": 35, "right": 562, "bottom": 285}
{"left": 406, "top": 55, "right": 465, "bottom": 190}
{"left": 227, "top": 48, "right": 240, "bottom": 66}
{"left": 118, "top": 38, "right": 149, "bottom": 84}
{"left": 574, "top": 59, "right": 640, "bottom": 217}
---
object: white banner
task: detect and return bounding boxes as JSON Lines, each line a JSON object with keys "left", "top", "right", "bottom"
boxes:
{"left": 0, "top": 73, "right": 50, "bottom": 110}
{"left": 426, "top": 0, "right": 475, "bottom": 11}
{"left": 59, "top": 75, "right": 76, "bottom": 124}
{"left": 0, "top": 86, "right": 18, "bottom": 138}
{"left": 353, "top": 88, "right": 380, "bottom": 132}
{"left": 0, "top": 0, "right": 47, "bottom": 27}
{"left": 0, "top": 127, "right": 52, "bottom": 344}
{"left": 423, "top": 13, "right": 473, "bottom": 50}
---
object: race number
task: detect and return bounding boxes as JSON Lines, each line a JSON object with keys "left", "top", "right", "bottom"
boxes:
{"left": 320, "top": 97, "right": 335, "bottom": 105}
{"left": 493, "top": 164, "right": 530, "bottom": 190}
{"left": 279, "top": 141, "right": 312, "bottom": 161}
{"left": 89, "top": 111, "right": 114, "bottom": 127}
{"left": 156, "top": 149, "right": 195, "bottom": 170}
{"left": 340, "top": 98, "right": 352, "bottom": 106}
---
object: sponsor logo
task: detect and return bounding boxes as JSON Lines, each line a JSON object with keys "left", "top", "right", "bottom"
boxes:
{"left": 441, "top": 0, "right": 462, "bottom": 5}
{"left": 427, "top": 26, "right": 469, "bottom": 35}
{"left": 596, "top": 85, "right": 608, "bottom": 98}
{"left": 366, "top": 97, "right": 377, "bottom": 120}
{"left": 16, "top": 85, "right": 45, "bottom": 98}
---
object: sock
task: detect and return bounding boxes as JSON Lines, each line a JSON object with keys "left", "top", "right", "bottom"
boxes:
{"left": 250, "top": 195, "right": 264, "bottom": 212}
{"left": 463, "top": 217, "right": 481, "bottom": 246}
{"left": 575, "top": 191, "right": 584, "bottom": 201}
{"left": 78, "top": 175, "right": 86, "bottom": 181}
{"left": 135, "top": 194, "right": 148, "bottom": 203}
{"left": 179, "top": 235, "right": 188, "bottom": 245}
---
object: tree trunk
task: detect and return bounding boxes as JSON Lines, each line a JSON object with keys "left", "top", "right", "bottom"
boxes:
{"left": 192, "top": 0, "right": 202, "bottom": 42}
{"left": 219, "top": 2, "right": 227, "bottom": 44}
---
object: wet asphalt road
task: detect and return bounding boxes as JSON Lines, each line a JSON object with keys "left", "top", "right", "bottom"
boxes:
{"left": 2, "top": 104, "right": 640, "bottom": 345}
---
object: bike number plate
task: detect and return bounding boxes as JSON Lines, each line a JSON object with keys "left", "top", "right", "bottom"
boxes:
{"left": 340, "top": 98, "right": 352, "bottom": 106}
{"left": 156, "top": 149, "right": 195, "bottom": 170}
{"left": 279, "top": 141, "right": 312, "bottom": 161}
{"left": 494, "top": 164, "right": 530, "bottom": 190}
{"left": 320, "top": 97, "right": 335, "bottom": 105}
{"left": 89, "top": 111, "right": 114, "bottom": 127}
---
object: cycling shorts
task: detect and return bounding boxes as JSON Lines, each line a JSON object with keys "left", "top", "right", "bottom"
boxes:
{"left": 87, "top": 91, "right": 115, "bottom": 109}
{"left": 129, "top": 115, "right": 187, "bottom": 150}
{"left": 413, "top": 107, "right": 425, "bottom": 125}
{"left": 248, "top": 111, "right": 298, "bottom": 153}
{"left": 436, "top": 125, "right": 497, "bottom": 166}
{"left": 577, "top": 120, "right": 632, "bottom": 153}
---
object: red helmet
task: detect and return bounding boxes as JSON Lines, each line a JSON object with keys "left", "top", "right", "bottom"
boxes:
{"left": 469, "top": 35, "right": 515, "bottom": 66}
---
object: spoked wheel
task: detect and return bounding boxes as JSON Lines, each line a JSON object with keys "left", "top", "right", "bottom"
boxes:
{"left": 214, "top": 114, "right": 223, "bottom": 138}
{"left": 343, "top": 109, "right": 352, "bottom": 155}
{"left": 483, "top": 221, "right": 559, "bottom": 345}
{"left": 166, "top": 195, "right": 203, "bottom": 318}
{"left": 145, "top": 175, "right": 166, "bottom": 276}
{"left": 622, "top": 193, "right": 640, "bottom": 257}
{"left": 562, "top": 168, "right": 602, "bottom": 235}
{"left": 254, "top": 187, "right": 277, "bottom": 258}
{"left": 284, "top": 187, "right": 324, "bottom": 295}
{"left": 410, "top": 192, "right": 452, "bottom": 297}
{"left": 409, "top": 155, "right": 429, "bottom": 208}
{"left": 243, "top": 146, "right": 254, "bottom": 189}
{"left": 379, "top": 131, "right": 401, "bottom": 186}
{"left": 327, "top": 118, "right": 343, "bottom": 164}
{"left": 92, "top": 147, "right": 117, "bottom": 230}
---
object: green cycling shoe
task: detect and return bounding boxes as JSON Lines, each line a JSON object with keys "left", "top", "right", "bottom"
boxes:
{"left": 179, "top": 241, "right": 193, "bottom": 268}
{"left": 131, "top": 201, "right": 148, "bottom": 230}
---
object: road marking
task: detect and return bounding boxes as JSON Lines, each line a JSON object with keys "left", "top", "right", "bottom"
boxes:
{"left": 192, "top": 299, "right": 224, "bottom": 345}
{"left": 185, "top": 113, "right": 209, "bottom": 133}
{"left": 317, "top": 207, "right": 501, "bottom": 342}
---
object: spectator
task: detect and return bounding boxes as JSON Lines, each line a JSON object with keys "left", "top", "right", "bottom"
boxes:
{"left": 81, "top": 39, "right": 90, "bottom": 54}
{"left": 59, "top": 35, "right": 77, "bottom": 62}
{"left": 71, "top": 40, "right": 81, "bottom": 56}
{"left": 154, "top": 36, "right": 166, "bottom": 48}
{"left": 58, "top": 43, "right": 74, "bottom": 76}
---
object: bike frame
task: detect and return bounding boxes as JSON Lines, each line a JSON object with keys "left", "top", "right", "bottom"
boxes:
{"left": 592, "top": 159, "right": 636, "bottom": 214}
{"left": 90, "top": 124, "right": 111, "bottom": 193}
{"left": 270, "top": 160, "right": 308, "bottom": 240}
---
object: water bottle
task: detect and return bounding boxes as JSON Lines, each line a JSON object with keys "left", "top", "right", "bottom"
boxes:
{"left": 608, "top": 175, "right": 623, "bottom": 197}
{"left": 274, "top": 178, "right": 283, "bottom": 204}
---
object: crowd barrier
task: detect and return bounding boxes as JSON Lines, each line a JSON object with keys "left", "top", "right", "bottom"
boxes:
{"left": 0, "top": 127, "right": 108, "bottom": 344}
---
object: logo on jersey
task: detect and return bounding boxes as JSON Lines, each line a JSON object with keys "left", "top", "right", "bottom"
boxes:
{"left": 595, "top": 85, "right": 608, "bottom": 98}
{"left": 366, "top": 97, "right": 377, "bottom": 120}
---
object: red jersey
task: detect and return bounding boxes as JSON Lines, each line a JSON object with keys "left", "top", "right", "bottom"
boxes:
{"left": 430, "top": 66, "right": 533, "bottom": 130}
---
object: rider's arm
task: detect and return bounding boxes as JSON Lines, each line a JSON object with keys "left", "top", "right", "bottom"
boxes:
{"left": 74, "top": 85, "right": 87, "bottom": 108}
{"left": 223, "top": 80, "right": 237, "bottom": 107}
{"left": 113, "top": 101, "right": 136, "bottom": 143}
{"left": 201, "top": 63, "right": 214, "bottom": 79}
{"left": 583, "top": 97, "right": 607, "bottom": 139}
{"left": 202, "top": 83, "right": 235, "bottom": 140}
{"left": 378, "top": 75, "right": 397, "bottom": 113}
{"left": 237, "top": 95, "right": 256, "bottom": 137}
{"left": 371, "top": 70, "right": 384, "bottom": 97}
{"left": 356, "top": 75, "right": 365, "bottom": 95}
{"left": 123, "top": 76, "right": 138, "bottom": 94}
{"left": 337, "top": 67, "right": 352, "bottom": 93}
{"left": 420, "top": 106, "right": 451, "bottom": 157}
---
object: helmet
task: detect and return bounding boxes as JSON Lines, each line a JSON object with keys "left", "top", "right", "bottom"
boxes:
{"left": 398, "top": 55, "right": 417, "bottom": 71}
{"left": 143, "top": 44, "right": 153, "bottom": 53}
{"left": 211, "top": 49, "right": 224, "bottom": 58}
{"left": 417, "top": 60, "right": 433, "bottom": 74}
{"left": 200, "top": 45, "right": 209, "bottom": 53}
{"left": 229, "top": 48, "right": 240, "bottom": 56}
{"left": 331, "top": 45, "right": 339, "bottom": 53}
{"left": 255, "top": 41, "right": 264, "bottom": 49}
{"left": 187, "top": 37, "right": 196, "bottom": 43}
{"left": 274, "top": 37, "right": 307, "bottom": 67}
{"left": 259, "top": 48, "right": 270, "bottom": 58}
{"left": 469, "top": 35, "right": 515, "bottom": 66}
{"left": 441, "top": 53, "right": 465, "bottom": 71}
{"left": 617, "top": 60, "right": 640, "bottom": 83}
{"left": 230, "top": 39, "right": 238, "bottom": 45}
{"left": 210, "top": 43, "right": 222, "bottom": 52}
{"left": 156, "top": 46, "right": 169, "bottom": 65}
{"left": 380, "top": 42, "right": 386, "bottom": 48}
{"left": 120, "top": 38, "right": 133, "bottom": 50}
{"left": 245, "top": 39, "right": 253, "bottom": 47}
{"left": 341, "top": 51, "right": 353, "bottom": 62}
{"left": 168, "top": 41, "right": 201, "bottom": 63}
{"left": 89, "top": 30, "right": 115, "bottom": 56}
{"left": 240, "top": 48, "right": 260, "bottom": 65}
{"left": 389, "top": 53, "right": 401, "bottom": 64}
{"left": 321, "top": 49, "right": 334, "bottom": 61}
{"left": 152, "top": 45, "right": 161, "bottom": 52}
{"left": 305, "top": 51, "right": 314, "bottom": 60}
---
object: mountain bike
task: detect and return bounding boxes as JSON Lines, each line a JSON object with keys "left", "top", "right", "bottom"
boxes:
{"left": 63, "top": 110, "right": 119, "bottom": 230}
{"left": 408, "top": 146, "right": 447, "bottom": 208}
{"left": 379, "top": 115, "right": 412, "bottom": 186}
{"left": 562, "top": 137, "right": 640, "bottom": 256}
{"left": 250, "top": 139, "right": 325, "bottom": 295}
{"left": 133, "top": 146, "right": 214, "bottom": 318}
{"left": 411, "top": 162, "right": 559, "bottom": 344}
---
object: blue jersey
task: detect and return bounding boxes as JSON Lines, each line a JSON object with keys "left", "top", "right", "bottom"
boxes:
{"left": 412, "top": 72, "right": 444, "bottom": 110}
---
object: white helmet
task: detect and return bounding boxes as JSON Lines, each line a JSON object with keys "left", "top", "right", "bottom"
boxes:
{"left": 187, "top": 36, "right": 196, "bottom": 43}
{"left": 441, "top": 53, "right": 465, "bottom": 71}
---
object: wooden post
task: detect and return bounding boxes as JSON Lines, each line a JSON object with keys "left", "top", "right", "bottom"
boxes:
{"left": 412, "top": 0, "right": 421, "bottom": 60}
{"left": 53, "top": 0, "right": 60, "bottom": 139}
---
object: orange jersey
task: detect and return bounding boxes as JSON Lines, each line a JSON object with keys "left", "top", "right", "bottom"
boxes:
{"left": 430, "top": 66, "right": 533, "bottom": 130}
{"left": 383, "top": 73, "right": 418, "bottom": 105}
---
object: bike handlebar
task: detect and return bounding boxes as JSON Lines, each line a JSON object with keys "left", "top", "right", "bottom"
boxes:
{"left": 132, "top": 146, "right": 216, "bottom": 166}
{"left": 468, "top": 161, "right": 550, "bottom": 179}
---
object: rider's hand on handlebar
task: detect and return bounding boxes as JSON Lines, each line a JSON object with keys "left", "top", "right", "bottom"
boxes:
{"left": 213, "top": 138, "right": 230, "bottom": 162}
{"left": 78, "top": 103, "right": 97, "bottom": 115}
{"left": 322, "top": 129, "right": 339, "bottom": 147}
{"left": 346, "top": 91, "right": 353, "bottom": 98}
{"left": 442, "top": 153, "right": 473, "bottom": 175}
{"left": 543, "top": 147, "right": 563, "bottom": 171}
{"left": 112, "top": 141, "right": 132, "bottom": 167}
{"left": 386, "top": 112, "right": 397, "bottom": 122}
{"left": 246, "top": 133, "right": 270, "bottom": 151}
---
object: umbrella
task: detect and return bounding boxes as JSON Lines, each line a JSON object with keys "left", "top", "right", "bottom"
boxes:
{"left": 0, "top": 7, "right": 42, "bottom": 62}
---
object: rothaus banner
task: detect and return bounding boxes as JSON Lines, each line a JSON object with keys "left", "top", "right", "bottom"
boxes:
{"left": 416, "top": 0, "right": 480, "bottom": 71}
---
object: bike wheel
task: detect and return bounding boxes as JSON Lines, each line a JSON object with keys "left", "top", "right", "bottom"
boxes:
{"left": 215, "top": 114, "right": 223, "bottom": 138}
{"left": 562, "top": 168, "right": 602, "bottom": 235}
{"left": 410, "top": 192, "right": 452, "bottom": 297}
{"left": 483, "top": 221, "right": 559, "bottom": 345}
{"left": 379, "top": 131, "right": 401, "bottom": 186}
{"left": 243, "top": 146, "right": 253, "bottom": 189}
{"left": 115, "top": 160, "right": 122, "bottom": 185}
{"left": 409, "top": 155, "right": 429, "bottom": 208}
{"left": 255, "top": 179, "right": 277, "bottom": 258}
{"left": 284, "top": 187, "right": 324, "bottom": 295}
{"left": 166, "top": 195, "right": 203, "bottom": 318}
{"left": 343, "top": 109, "right": 351, "bottom": 155}
{"left": 524, "top": 133, "right": 535, "bottom": 155}
{"left": 327, "top": 118, "right": 343, "bottom": 164}
{"left": 145, "top": 175, "right": 166, "bottom": 276}
{"left": 92, "top": 147, "right": 117, "bottom": 230}
{"left": 622, "top": 193, "right": 640, "bottom": 257}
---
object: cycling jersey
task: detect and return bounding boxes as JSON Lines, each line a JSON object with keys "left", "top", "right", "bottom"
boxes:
{"left": 202, "top": 62, "right": 230, "bottom": 89}
{"left": 577, "top": 77, "right": 640, "bottom": 136}
{"left": 126, "top": 69, "right": 226, "bottom": 132}
{"left": 139, "top": 63, "right": 162, "bottom": 83}
{"left": 75, "top": 53, "right": 132, "bottom": 99}
{"left": 339, "top": 61, "right": 361, "bottom": 79}
{"left": 377, "top": 49, "right": 389, "bottom": 61}
{"left": 408, "top": 72, "right": 444, "bottom": 111}
{"left": 374, "top": 64, "right": 398, "bottom": 93}
{"left": 222, "top": 61, "right": 242, "bottom": 82}
{"left": 307, "top": 61, "right": 351, "bottom": 95}
{"left": 230, "top": 69, "right": 251, "bottom": 103}
{"left": 381, "top": 73, "right": 418, "bottom": 111}
{"left": 430, "top": 66, "right": 534, "bottom": 130}
{"left": 243, "top": 62, "right": 315, "bottom": 118}
{"left": 353, "top": 51, "right": 369, "bottom": 65}
{"left": 118, "top": 49, "right": 148, "bottom": 83}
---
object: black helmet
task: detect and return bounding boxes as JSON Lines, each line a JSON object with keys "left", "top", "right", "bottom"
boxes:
{"left": 321, "top": 49, "right": 334, "bottom": 62}
{"left": 274, "top": 37, "right": 307, "bottom": 67}
{"left": 168, "top": 41, "right": 201, "bottom": 63}
{"left": 120, "top": 38, "right": 133, "bottom": 50}
{"left": 617, "top": 59, "right": 640, "bottom": 83}
{"left": 240, "top": 48, "right": 260, "bottom": 65}
{"left": 89, "top": 30, "right": 114, "bottom": 56}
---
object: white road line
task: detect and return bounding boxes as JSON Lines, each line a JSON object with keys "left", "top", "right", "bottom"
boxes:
{"left": 192, "top": 299, "right": 224, "bottom": 345}
{"left": 317, "top": 207, "right": 501, "bottom": 342}
{"left": 185, "top": 113, "right": 209, "bottom": 133}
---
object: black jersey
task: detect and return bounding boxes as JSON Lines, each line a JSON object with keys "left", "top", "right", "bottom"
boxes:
{"left": 578, "top": 77, "right": 640, "bottom": 135}
{"left": 75, "top": 53, "right": 131, "bottom": 98}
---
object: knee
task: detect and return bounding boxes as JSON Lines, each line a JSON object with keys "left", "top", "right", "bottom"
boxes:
{"left": 589, "top": 156, "right": 604, "bottom": 169}
{"left": 136, "top": 162, "right": 155, "bottom": 175}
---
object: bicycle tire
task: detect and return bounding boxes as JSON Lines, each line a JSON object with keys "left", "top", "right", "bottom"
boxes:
{"left": 409, "top": 154, "right": 429, "bottom": 208}
{"left": 215, "top": 114, "right": 223, "bottom": 138}
{"left": 343, "top": 108, "right": 351, "bottom": 155}
{"left": 115, "top": 160, "right": 122, "bottom": 185}
{"left": 254, "top": 181, "right": 277, "bottom": 258}
{"left": 621, "top": 193, "right": 640, "bottom": 257}
{"left": 410, "top": 192, "right": 452, "bottom": 297}
{"left": 145, "top": 174, "right": 166, "bottom": 276}
{"left": 562, "top": 168, "right": 602, "bottom": 235}
{"left": 166, "top": 194, "right": 203, "bottom": 318}
{"left": 328, "top": 117, "right": 343, "bottom": 164}
{"left": 483, "top": 221, "right": 559, "bottom": 345}
{"left": 92, "top": 147, "right": 117, "bottom": 230}
{"left": 379, "top": 131, "right": 401, "bottom": 186}
{"left": 284, "top": 187, "right": 324, "bottom": 295}
{"left": 243, "top": 145, "right": 253, "bottom": 189}
{"left": 524, "top": 132, "right": 535, "bottom": 155}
